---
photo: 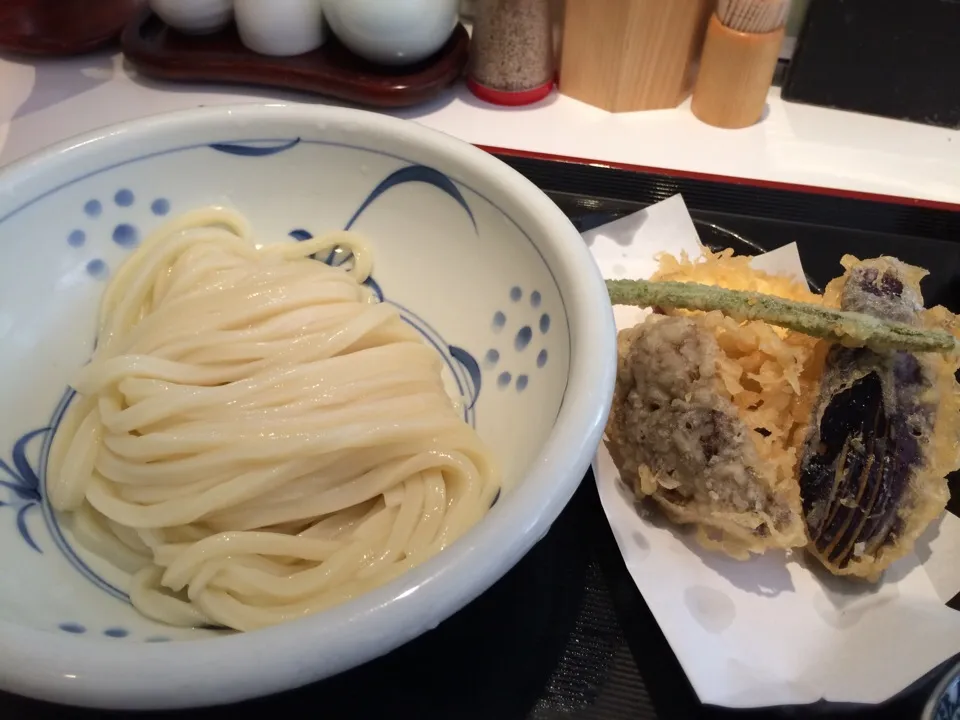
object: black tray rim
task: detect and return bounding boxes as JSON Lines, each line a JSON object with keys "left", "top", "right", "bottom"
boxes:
{"left": 482, "top": 145, "right": 960, "bottom": 214}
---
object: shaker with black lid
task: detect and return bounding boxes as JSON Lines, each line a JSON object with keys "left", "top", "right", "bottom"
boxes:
{"left": 467, "top": 0, "right": 555, "bottom": 106}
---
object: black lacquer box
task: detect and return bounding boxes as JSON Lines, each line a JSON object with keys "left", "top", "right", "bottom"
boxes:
{"left": 783, "top": 0, "right": 960, "bottom": 128}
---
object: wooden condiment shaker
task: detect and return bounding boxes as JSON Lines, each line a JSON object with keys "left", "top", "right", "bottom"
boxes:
{"left": 558, "top": 0, "right": 713, "bottom": 112}
{"left": 691, "top": 0, "right": 790, "bottom": 129}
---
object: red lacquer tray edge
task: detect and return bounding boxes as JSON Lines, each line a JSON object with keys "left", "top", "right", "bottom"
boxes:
{"left": 0, "top": 0, "right": 141, "bottom": 57}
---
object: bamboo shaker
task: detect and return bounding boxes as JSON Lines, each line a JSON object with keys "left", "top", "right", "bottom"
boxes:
{"left": 691, "top": 0, "right": 790, "bottom": 129}
{"left": 559, "top": 0, "right": 713, "bottom": 112}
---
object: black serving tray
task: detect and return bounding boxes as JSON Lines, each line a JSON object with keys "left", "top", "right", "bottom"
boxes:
{"left": 6, "top": 151, "right": 959, "bottom": 720}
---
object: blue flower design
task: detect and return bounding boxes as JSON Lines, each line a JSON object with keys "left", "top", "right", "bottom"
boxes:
{"left": 0, "top": 427, "right": 48, "bottom": 553}
{"left": 935, "top": 673, "right": 960, "bottom": 720}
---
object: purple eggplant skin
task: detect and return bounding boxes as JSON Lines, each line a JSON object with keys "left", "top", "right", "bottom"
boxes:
{"left": 798, "top": 259, "right": 937, "bottom": 577}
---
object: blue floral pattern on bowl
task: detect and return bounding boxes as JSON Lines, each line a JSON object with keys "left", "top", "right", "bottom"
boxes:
{"left": 927, "top": 665, "right": 960, "bottom": 720}
{"left": 0, "top": 428, "right": 46, "bottom": 552}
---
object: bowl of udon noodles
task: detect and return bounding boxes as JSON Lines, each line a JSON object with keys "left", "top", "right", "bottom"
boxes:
{"left": 0, "top": 104, "right": 615, "bottom": 709}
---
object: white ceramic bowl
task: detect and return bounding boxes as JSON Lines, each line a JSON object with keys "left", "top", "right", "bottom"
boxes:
{"left": 148, "top": 0, "right": 233, "bottom": 35}
{"left": 234, "top": 0, "right": 327, "bottom": 57}
{"left": 924, "top": 661, "right": 960, "bottom": 720}
{"left": 0, "top": 104, "right": 615, "bottom": 709}
{"left": 324, "top": 0, "right": 460, "bottom": 65}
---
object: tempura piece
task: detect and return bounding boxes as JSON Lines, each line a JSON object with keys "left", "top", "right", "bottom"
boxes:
{"left": 797, "top": 256, "right": 960, "bottom": 580}
{"left": 607, "top": 315, "right": 811, "bottom": 557}
{"left": 605, "top": 249, "right": 820, "bottom": 558}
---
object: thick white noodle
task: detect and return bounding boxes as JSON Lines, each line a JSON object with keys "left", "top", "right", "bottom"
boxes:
{"left": 47, "top": 207, "right": 500, "bottom": 632}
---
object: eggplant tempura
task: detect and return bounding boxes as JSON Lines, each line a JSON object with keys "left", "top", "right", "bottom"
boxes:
{"left": 798, "top": 256, "right": 960, "bottom": 580}
{"left": 605, "top": 250, "right": 960, "bottom": 577}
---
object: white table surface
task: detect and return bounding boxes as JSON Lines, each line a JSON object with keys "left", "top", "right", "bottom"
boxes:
{"left": 0, "top": 50, "right": 958, "bottom": 204}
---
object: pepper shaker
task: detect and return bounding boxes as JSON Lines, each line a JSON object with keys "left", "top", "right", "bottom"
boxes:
{"left": 467, "top": 0, "right": 555, "bottom": 106}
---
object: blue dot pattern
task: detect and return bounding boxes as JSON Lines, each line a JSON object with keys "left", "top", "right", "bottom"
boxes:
{"left": 59, "top": 622, "right": 147, "bottom": 639}
{"left": 86, "top": 259, "right": 108, "bottom": 279}
{"left": 487, "top": 286, "right": 553, "bottom": 391}
{"left": 112, "top": 223, "right": 138, "bottom": 247}
{"left": 514, "top": 326, "right": 532, "bottom": 352}
{"left": 114, "top": 189, "right": 135, "bottom": 207}
{"left": 71, "top": 195, "right": 171, "bottom": 271}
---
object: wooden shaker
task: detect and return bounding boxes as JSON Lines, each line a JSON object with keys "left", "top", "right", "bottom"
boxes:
{"left": 559, "top": 0, "right": 713, "bottom": 112}
{"left": 691, "top": 13, "right": 785, "bottom": 129}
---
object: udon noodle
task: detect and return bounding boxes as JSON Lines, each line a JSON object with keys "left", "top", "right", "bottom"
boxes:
{"left": 47, "top": 207, "right": 500, "bottom": 632}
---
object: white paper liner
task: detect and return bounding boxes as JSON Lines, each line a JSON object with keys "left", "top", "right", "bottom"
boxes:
{"left": 588, "top": 195, "right": 960, "bottom": 708}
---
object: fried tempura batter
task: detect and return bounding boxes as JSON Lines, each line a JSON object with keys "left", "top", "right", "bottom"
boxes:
{"left": 798, "top": 256, "right": 960, "bottom": 580}
{"left": 606, "top": 313, "right": 810, "bottom": 558}
{"left": 605, "top": 249, "right": 960, "bottom": 579}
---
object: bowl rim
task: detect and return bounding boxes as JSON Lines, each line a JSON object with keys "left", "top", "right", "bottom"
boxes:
{"left": 922, "top": 659, "right": 960, "bottom": 720}
{"left": 0, "top": 102, "right": 617, "bottom": 709}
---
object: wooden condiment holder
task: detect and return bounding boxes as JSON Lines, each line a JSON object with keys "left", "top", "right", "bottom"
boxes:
{"left": 558, "top": 0, "right": 713, "bottom": 112}
{"left": 121, "top": 10, "right": 470, "bottom": 109}
{"left": 691, "top": 14, "right": 785, "bottom": 129}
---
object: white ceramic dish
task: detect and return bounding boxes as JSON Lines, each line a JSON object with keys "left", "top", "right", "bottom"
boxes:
{"left": 234, "top": 0, "right": 327, "bottom": 57}
{"left": 0, "top": 104, "right": 615, "bottom": 709}
{"left": 148, "top": 0, "right": 234, "bottom": 35}
{"left": 324, "top": 0, "right": 460, "bottom": 65}
{"left": 924, "top": 662, "right": 960, "bottom": 720}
